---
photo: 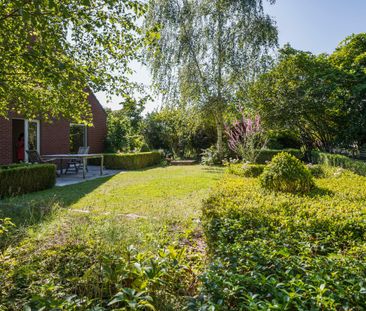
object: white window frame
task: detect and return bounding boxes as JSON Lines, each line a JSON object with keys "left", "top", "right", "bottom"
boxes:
{"left": 24, "top": 119, "right": 40, "bottom": 162}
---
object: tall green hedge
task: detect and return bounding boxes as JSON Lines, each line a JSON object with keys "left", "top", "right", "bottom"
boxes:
{"left": 255, "top": 148, "right": 303, "bottom": 164}
{"left": 0, "top": 164, "right": 56, "bottom": 198}
{"left": 312, "top": 151, "right": 366, "bottom": 176}
{"left": 90, "top": 151, "right": 162, "bottom": 170}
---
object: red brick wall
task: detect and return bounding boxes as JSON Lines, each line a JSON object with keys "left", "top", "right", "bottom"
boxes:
{"left": 41, "top": 120, "right": 70, "bottom": 155}
{"left": 0, "top": 91, "right": 107, "bottom": 165}
{"left": 87, "top": 92, "right": 107, "bottom": 153}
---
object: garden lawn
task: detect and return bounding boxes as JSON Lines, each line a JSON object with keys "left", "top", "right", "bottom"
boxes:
{"left": 0, "top": 165, "right": 223, "bottom": 310}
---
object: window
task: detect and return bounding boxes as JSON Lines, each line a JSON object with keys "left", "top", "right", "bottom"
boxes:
{"left": 70, "top": 124, "right": 87, "bottom": 153}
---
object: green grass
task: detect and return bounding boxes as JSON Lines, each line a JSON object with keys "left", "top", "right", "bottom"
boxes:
{"left": 0, "top": 165, "right": 223, "bottom": 310}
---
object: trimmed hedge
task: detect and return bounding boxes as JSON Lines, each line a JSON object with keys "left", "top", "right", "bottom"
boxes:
{"left": 226, "top": 163, "right": 265, "bottom": 178}
{"left": 90, "top": 152, "right": 162, "bottom": 170}
{"left": 312, "top": 151, "right": 366, "bottom": 176}
{"left": 0, "top": 164, "right": 56, "bottom": 198}
{"left": 255, "top": 148, "right": 303, "bottom": 164}
{"left": 199, "top": 174, "right": 366, "bottom": 309}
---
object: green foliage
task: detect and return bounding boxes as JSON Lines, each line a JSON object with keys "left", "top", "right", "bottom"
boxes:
{"left": 260, "top": 152, "right": 314, "bottom": 193}
{"left": 226, "top": 163, "right": 265, "bottom": 178}
{"left": 146, "top": 0, "right": 278, "bottom": 159}
{"left": 0, "top": 0, "right": 146, "bottom": 122}
{"left": 0, "top": 166, "right": 222, "bottom": 310}
{"left": 0, "top": 164, "right": 56, "bottom": 198}
{"left": 0, "top": 218, "right": 15, "bottom": 237}
{"left": 0, "top": 242, "right": 195, "bottom": 310}
{"left": 198, "top": 173, "right": 366, "bottom": 309}
{"left": 307, "top": 164, "right": 327, "bottom": 178}
{"left": 249, "top": 45, "right": 347, "bottom": 150}
{"left": 201, "top": 146, "right": 222, "bottom": 166}
{"left": 255, "top": 148, "right": 303, "bottom": 164}
{"left": 144, "top": 106, "right": 216, "bottom": 159}
{"left": 250, "top": 34, "right": 366, "bottom": 149}
{"left": 95, "top": 152, "right": 162, "bottom": 170}
{"left": 329, "top": 34, "right": 366, "bottom": 145}
{"left": 106, "top": 97, "right": 149, "bottom": 153}
{"left": 266, "top": 130, "right": 302, "bottom": 149}
{"left": 312, "top": 151, "right": 366, "bottom": 176}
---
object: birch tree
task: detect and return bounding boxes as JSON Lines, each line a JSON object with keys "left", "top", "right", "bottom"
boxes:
{"left": 145, "top": 0, "right": 278, "bottom": 159}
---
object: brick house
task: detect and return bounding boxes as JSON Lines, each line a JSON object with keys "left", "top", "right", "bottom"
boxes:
{"left": 0, "top": 91, "right": 107, "bottom": 165}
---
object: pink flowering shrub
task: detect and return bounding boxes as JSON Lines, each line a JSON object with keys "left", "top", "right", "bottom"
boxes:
{"left": 225, "top": 115, "right": 267, "bottom": 163}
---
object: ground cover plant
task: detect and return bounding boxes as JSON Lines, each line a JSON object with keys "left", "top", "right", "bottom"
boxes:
{"left": 197, "top": 166, "right": 366, "bottom": 310}
{"left": 226, "top": 163, "right": 265, "bottom": 178}
{"left": 0, "top": 165, "right": 223, "bottom": 310}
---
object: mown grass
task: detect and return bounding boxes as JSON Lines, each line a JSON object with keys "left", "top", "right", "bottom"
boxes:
{"left": 0, "top": 165, "right": 223, "bottom": 310}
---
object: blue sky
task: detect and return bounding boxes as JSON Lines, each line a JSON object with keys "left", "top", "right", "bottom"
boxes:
{"left": 96, "top": 0, "right": 366, "bottom": 112}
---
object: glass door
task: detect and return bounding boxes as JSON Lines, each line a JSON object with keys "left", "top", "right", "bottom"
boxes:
{"left": 25, "top": 120, "right": 40, "bottom": 161}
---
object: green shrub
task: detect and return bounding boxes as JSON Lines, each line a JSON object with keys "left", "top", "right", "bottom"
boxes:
{"left": 260, "top": 152, "right": 314, "bottom": 193}
{"left": 90, "top": 151, "right": 162, "bottom": 170}
{"left": 226, "top": 163, "right": 265, "bottom": 178}
{"left": 307, "top": 164, "right": 327, "bottom": 178}
{"left": 201, "top": 146, "right": 222, "bottom": 166}
{"left": 0, "top": 164, "right": 56, "bottom": 198}
{"left": 255, "top": 148, "right": 303, "bottom": 164}
{"left": 312, "top": 151, "right": 366, "bottom": 176}
{"left": 197, "top": 173, "right": 366, "bottom": 309}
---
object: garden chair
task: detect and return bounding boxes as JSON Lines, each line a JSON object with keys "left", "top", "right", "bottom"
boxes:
{"left": 26, "top": 150, "right": 57, "bottom": 164}
{"left": 65, "top": 146, "right": 90, "bottom": 174}
{"left": 26, "top": 150, "right": 60, "bottom": 176}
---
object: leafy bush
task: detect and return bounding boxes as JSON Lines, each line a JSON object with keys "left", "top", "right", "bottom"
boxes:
{"left": 255, "top": 148, "right": 303, "bottom": 164}
{"left": 0, "top": 242, "right": 195, "bottom": 310}
{"left": 226, "top": 163, "right": 265, "bottom": 178}
{"left": 197, "top": 173, "right": 366, "bottom": 309}
{"left": 201, "top": 146, "right": 222, "bottom": 166}
{"left": 312, "top": 151, "right": 366, "bottom": 176}
{"left": 0, "top": 218, "right": 15, "bottom": 237}
{"left": 0, "top": 164, "right": 56, "bottom": 198}
{"left": 260, "top": 152, "right": 314, "bottom": 193}
{"left": 307, "top": 164, "right": 327, "bottom": 178}
{"left": 90, "top": 152, "right": 162, "bottom": 170}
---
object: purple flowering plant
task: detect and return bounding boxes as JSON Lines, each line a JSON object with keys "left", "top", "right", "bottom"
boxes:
{"left": 225, "top": 115, "right": 267, "bottom": 163}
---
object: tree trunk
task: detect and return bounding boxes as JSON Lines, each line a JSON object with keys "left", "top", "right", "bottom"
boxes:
{"left": 216, "top": 112, "right": 224, "bottom": 161}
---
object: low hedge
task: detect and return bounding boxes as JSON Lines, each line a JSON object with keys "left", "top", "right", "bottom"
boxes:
{"left": 89, "top": 151, "right": 162, "bottom": 170}
{"left": 255, "top": 148, "right": 303, "bottom": 164}
{"left": 198, "top": 173, "right": 366, "bottom": 309}
{"left": 0, "top": 164, "right": 56, "bottom": 198}
{"left": 226, "top": 163, "right": 265, "bottom": 178}
{"left": 312, "top": 151, "right": 366, "bottom": 176}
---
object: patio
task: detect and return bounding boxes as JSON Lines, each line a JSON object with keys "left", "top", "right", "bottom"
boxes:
{"left": 56, "top": 165, "right": 123, "bottom": 187}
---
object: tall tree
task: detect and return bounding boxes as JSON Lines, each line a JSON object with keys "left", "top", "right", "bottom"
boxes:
{"left": 249, "top": 46, "right": 347, "bottom": 152}
{"left": 329, "top": 33, "right": 366, "bottom": 146}
{"left": 145, "top": 0, "right": 278, "bottom": 159}
{"left": 0, "top": 0, "right": 146, "bottom": 122}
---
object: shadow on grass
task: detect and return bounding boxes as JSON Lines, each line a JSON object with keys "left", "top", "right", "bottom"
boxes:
{"left": 304, "top": 186, "right": 334, "bottom": 198}
{"left": 0, "top": 176, "right": 113, "bottom": 249}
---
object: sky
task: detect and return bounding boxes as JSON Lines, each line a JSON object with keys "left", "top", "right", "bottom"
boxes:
{"left": 96, "top": 0, "right": 366, "bottom": 113}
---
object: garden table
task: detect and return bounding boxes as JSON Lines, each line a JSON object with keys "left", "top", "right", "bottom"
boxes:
{"left": 42, "top": 154, "right": 104, "bottom": 179}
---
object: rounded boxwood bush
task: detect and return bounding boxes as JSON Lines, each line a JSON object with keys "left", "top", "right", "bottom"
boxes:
{"left": 260, "top": 152, "right": 315, "bottom": 193}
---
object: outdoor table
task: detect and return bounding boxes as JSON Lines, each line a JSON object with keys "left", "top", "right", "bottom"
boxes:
{"left": 42, "top": 154, "right": 104, "bottom": 179}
